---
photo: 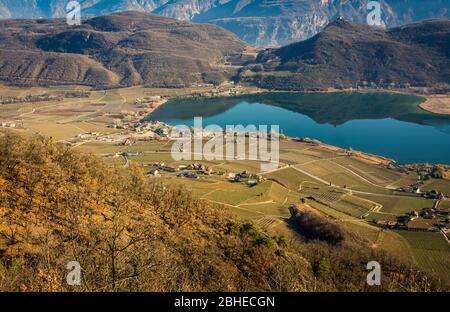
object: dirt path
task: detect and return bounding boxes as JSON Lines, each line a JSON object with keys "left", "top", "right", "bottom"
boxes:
{"left": 238, "top": 200, "right": 275, "bottom": 207}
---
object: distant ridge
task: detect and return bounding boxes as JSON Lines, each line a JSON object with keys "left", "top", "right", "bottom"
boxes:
{"left": 0, "top": 0, "right": 449, "bottom": 46}
{"left": 239, "top": 19, "right": 450, "bottom": 90}
{"left": 0, "top": 11, "right": 248, "bottom": 88}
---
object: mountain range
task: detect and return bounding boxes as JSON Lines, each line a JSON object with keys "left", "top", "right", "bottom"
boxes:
{"left": 0, "top": 11, "right": 247, "bottom": 87}
{"left": 0, "top": 0, "right": 448, "bottom": 46}
{"left": 0, "top": 11, "right": 448, "bottom": 89}
{"left": 240, "top": 18, "right": 450, "bottom": 90}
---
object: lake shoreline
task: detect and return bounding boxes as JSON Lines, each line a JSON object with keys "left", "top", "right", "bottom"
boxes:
{"left": 150, "top": 89, "right": 450, "bottom": 166}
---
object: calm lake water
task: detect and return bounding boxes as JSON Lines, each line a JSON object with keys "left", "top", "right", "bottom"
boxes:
{"left": 147, "top": 92, "right": 450, "bottom": 165}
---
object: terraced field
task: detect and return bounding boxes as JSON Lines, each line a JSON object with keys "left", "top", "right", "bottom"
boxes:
{"left": 386, "top": 174, "right": 421, "bottom": 189}
{"left": 295, "top": 160, "right": 391, "bottom": 193}
{"left": 256, "top": 216, "right": 283, "bottom": 229}
{"left": 302, "top": 186, "right": 345, "bottom": 204}
{"left": 365, "top": 212, "right": 398, "bottom": 222}
{"left": 239, "top": 202, "right": 290, "bottom": 217}
{"left": 297, "top": 160, "right": 343, "bottom": 178}
{"left": 333, "top": 157, "right": 403, "bottom": 186}
{"left": 395, "top": 231, "right": 450, "bottom": 284}
{"left": 241, "top": 181, "right": 290, "bottom": 204}
{"left": 279, "top": 149, "right": 322, "bottom": 164}
{"left": 422, "top": 179, "right": 450, "bottom": 196}
{"left": 331, "top": 200, "right": 368, "bottom": 217}
{"left": 203, "top": 180, "right": 273, "bottom": 206}
{"left": 358, "top": 194, "right": 435, "bottom": 216}
{"left": 263, "top": 167, "right": 317, "bottom": 191}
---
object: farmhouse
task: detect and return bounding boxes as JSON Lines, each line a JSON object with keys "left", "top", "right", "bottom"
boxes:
{"left": 425, "top": 190, "right": 441, "bottom": 199}
{"left": 406, "top": 219, "right": 438, "bottom": 232}
{"left": 161, "top": 166, "right": 178, "bottom": 172}
{"left": 177, "top": 172, "right": 199, "bottom": 179}
{"left": 121, "top": 151, "right": 139, "bottom": 157}
{"left": 375, "top": 220, "right": 398, "bottom": 229}
{"left": 149, "top": 170, "right": 160, "bottom": 177}
{"left": 0, "top": 122, "right": 16, "bottom": 128}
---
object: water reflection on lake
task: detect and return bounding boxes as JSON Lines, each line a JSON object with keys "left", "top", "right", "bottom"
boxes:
{"left": 147, "top": 92, "right": 450, "bottom": 164}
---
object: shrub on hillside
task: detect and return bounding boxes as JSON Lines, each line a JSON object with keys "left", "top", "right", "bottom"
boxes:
{"left": 291, "top": 208, "right": 344, "bottom": 245}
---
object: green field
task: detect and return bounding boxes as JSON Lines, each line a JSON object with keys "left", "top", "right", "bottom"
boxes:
{"left": 203, "top": 181, "right": 273, "bottom": 206}
{"left": 395, "top": 231, "right": 450, "bottom": 284}
{"left": 332, "top": 199, "right": 370, "bottom": 218}
{"left": 263, "top": 167, "right": 317, "bottom": 191}
{"left": 422, "top": 178, "right": 450, "bottom": 196}
{"left": 359, "top": 194, "right": 435, "bottom": 216}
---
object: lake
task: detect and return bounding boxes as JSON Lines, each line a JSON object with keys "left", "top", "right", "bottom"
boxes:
{"left": 146, "top": 92, "right": 450, "bottom": 165}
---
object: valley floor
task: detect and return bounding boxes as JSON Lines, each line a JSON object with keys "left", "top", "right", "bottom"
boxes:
{"left": 1, "top": 83, "right": 449, "bottom": 285}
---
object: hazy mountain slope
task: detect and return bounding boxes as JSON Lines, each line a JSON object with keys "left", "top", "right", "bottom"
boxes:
{"left": 239, "top": 19, "right": 450, "bottom": 90}
{"left": 0, "top": 0, "right": 448, "bottom": 46}
{"left": 0, "top": 0, "right": 169, "bottom": 18}
{"left": 188, "top": 0, "right": 450, "bottom": 46}
{"left": 0, "top": 11, "right": 247, "bottom": 87}
{"left": 153, "top": 0, "right": 227, "bottom": 20}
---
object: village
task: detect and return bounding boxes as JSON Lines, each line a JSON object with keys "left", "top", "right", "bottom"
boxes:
{"left": 145, "top": 161, "right": 265, "bottom": 185}
{"left": 371, "top": 164, "right": 450, "bottom": 235}
{"left": 375, "top": 202, "right": 450, "bottom": 234}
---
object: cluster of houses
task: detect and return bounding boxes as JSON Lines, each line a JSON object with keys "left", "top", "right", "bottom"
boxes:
{"left": 131, "top": 121, "right": 170, "bottom": 140}
{"left": 134, "top": 96, "right": 164, "bottom": 108}
{"left": 375, "top": 205, "right": 450, "bottom": 232}
{"left": 76, "top": 131, "right": 101, "bottom": 140}
{"left": 396, "top": 186, "right": 444, "bottom": 199}
{"left": 177, "top": 172, "right": 200, "bottom": 179}
{"left": 120, "top": 151, "right": 140, "bottom": 157}
{"left": 188, "top": 84, "right": 251, "bottom": 98}
{"left": 145, "top": 162, "right": 265, "bottom": 186}
{"left": 0, "top": 122, "right": 16, "bottom": 128}
{"left": 0, "top": 93, "right": 64, "bottom": 105}
{"left": 107, "top": 121, "right": 171, "bottom": 139}
{"left": 293, "top": 137, "right": 322, "bottom": 145}
{"left": 228, "top": 171, "right": 265, "bottom": 186}
{"left": 74, "top": 121, "right": 172, "bottom": 146}
{"left": 146, "top": 162, "right": 214, "bottom": 178}
{"left": 400, "top": 164, "right": 449, "bottom": 181}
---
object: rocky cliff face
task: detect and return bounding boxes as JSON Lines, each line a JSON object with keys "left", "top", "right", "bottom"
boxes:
{"left": 0, "top": 0, "right": 448, "bottom": 46}
{"left": 189, "top": 0, "right": 449, "bottom": 46}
